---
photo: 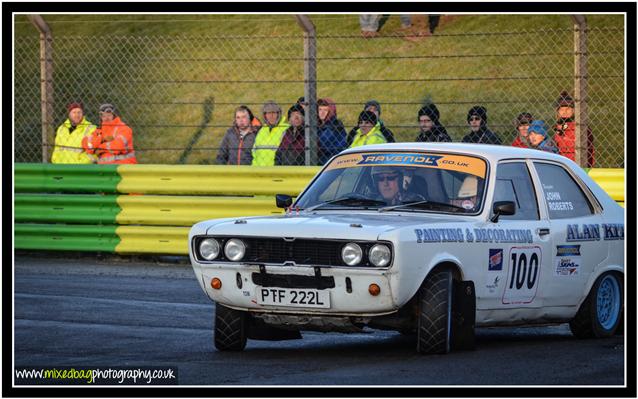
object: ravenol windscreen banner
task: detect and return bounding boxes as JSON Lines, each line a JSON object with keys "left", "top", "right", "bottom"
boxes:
{"left": 325, "top": 152, "right": 487, "bottom": 178}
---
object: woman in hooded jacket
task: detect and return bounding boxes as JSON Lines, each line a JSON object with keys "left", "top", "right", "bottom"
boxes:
{"left": 317, "top": 98, "right": 347, "bottom": 165}
{"left": 415, "top": 103, "right": 452, "bottom": 142}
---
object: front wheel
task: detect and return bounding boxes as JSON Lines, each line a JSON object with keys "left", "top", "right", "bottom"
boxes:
{"left": 569, "top": 272, "right": 623, "bottom": 338}
{"left": 214, "top": 303, "right": 248, "bottom": 351}
{"left": 416, "top": 269, "right": 453, "bottom": 354}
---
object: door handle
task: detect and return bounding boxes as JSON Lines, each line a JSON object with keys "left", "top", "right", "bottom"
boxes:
{"left": 537, "top": 227, "right": 551, "bottom": 236}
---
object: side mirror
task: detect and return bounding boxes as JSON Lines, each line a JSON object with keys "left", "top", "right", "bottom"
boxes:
{"left": 490, "top": 201, "right": 516, "bottom": 223}
{"left": 275, "top": 194, "right": 293, "bottom": 209}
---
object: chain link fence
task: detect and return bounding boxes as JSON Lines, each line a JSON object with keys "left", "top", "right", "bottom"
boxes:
{"left": 14, "top": 14, "right": 624, "bottom": 167}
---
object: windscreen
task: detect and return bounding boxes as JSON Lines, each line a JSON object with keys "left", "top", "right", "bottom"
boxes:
{"left": 295, "top": 151, "right": 488, "bottom": 214}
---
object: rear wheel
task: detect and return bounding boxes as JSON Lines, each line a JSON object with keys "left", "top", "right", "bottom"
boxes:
{"left": 214, "top": 303, "right": 248, "bottom": 351}
{"left": 570, "top": 272, "right": 623, "bottom": 338}
{"left": 416, "top": 269, "right": 453, "bottom": 354}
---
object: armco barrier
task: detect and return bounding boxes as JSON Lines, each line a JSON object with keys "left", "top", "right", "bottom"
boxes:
{"left": 14, "top": 164, "right": 624, "bottom": 255}
{"left": 586, "top": 168, "right": 624, "bottom": 205}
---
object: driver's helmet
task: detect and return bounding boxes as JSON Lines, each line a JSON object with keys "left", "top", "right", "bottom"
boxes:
{"left": 457, "top": 175, "right": 478, "bottom": 198}
{"left": 452, "top": 175, "right": 479, "bottom": 210}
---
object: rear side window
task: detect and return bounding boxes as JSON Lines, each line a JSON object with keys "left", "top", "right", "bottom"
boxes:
{"left": 534, "top": 162, "right": 594, "bottom": 219}
{"left": 493, "top": 162, "right": 539, "bottom": 220}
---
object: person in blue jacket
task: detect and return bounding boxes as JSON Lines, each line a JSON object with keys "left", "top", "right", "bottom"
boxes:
{"left": 527, "top": 120, "right": 558, "bottom": 153}
{"left": 317, "top": 98, "right": 347, "bottom": 165}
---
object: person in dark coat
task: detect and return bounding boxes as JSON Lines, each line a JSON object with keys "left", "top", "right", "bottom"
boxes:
{"left": 317, "top": 98, "right": 347, "bottom": 164}
{"left": 461, "top": 106, "right": 502, "bottom": 145}
{"left": 275, "top": 104, "right": 311, "bottom": 166}
{"left": 415, "top": 103, "right": 451, "bottom": 142}
{"left": 216, "top": 105, "right": 259, "bottom": 165}
{"left": 347, "top": 100, "right": 395, "bottom": 145}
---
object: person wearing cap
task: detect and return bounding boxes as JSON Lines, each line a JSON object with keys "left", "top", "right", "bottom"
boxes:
{"left": 527, "top": 120, "right": 558, "bottom": 154}
{"left": 216, "top": 105, "right": 259, "bottom": 165}
{"left": 511, "top": 112, "right": 533, "bottom": 148}
{"left": 51, "top": 102, "right": 97, "bottom": 164}
{"left": 349, "top": 111, "right": 387, "bottom": 149}
{"left": 82, "top": 103, "right": 137, "bottom": 164}
{"left": 317, "top": 98, "right": 347, "bottom": 164}
{"left": 275, "top": 104, "right": 313, "bottom": 166}
{"left": 415, "top": 103, "right": 451, "bottom": 142}
{"left": 251, "top": 100, "right": 290, "bottom": 166}
{"left": 553, "top": 90, "right": 595, "bottom": 166}
{"left": 461, "top": 105, "right": 502, "bottom": 145}
{"left": 347, "top": 100, "right": 395, "bottom": 146}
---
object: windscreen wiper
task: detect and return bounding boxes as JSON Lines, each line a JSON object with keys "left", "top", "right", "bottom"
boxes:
{"left": 378, "top": 199, "right": 468, "bottom": 213}
{"left": 304, "top": 195, "right": 387, "bottom": 212}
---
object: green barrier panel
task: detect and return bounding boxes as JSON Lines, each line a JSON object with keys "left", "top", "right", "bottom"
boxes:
{"left": 14, "top": 223, "right": 119, "bottom": 252}
{"left": 115, "top": 225, "right": 190, "bottom": 255}
{"left": 14, "top": 194, "right": 120, "bottom": 224}
{"left": 116, "top": 195, "right": 282, "bottom": 226}
{"left": 587, "top": 168, "right": 624, "bottom": 202}
{"left": 116, "top": 165, "right": 321, "bottom": 196}
{"left": 14, "top": 163, "right": 120, "bottom": 193}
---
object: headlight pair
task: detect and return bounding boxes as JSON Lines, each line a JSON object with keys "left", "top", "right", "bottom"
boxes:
{"left": 341, "top": 243, "right": 391, "bottom": 267}
{"left": 199, "top": 238, "right": 245, "bottom": 261}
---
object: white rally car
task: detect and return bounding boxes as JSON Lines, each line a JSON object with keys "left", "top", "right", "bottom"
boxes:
{"left": 188, "top": 143, "right": 624, "bottom": 354}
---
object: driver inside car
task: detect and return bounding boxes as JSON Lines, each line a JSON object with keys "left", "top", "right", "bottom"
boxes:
{"left": 371, "top": 166, "right": 424, "bottom": 206}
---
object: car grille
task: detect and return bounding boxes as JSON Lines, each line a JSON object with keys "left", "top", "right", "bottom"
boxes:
{"left": 194, "top": 236, "right": 385, "bottom": 267}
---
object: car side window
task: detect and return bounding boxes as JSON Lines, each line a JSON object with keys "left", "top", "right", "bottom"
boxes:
{"left": 534, "top": 162, "right": 594, "bottom": 219}
{"left": 493, "top": 162, "right": 539, "bottom": 220}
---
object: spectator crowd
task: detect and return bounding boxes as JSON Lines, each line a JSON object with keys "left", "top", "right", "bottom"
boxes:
{"left": 51, "top": 90, "right": 595, "bottom": 167}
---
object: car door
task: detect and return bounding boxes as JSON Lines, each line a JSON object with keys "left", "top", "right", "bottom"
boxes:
{"left": 530, "top": 161, "right": 607, "bottom": 307}
{"left": 479, "top": 161, "right": 552, "bottom": 315}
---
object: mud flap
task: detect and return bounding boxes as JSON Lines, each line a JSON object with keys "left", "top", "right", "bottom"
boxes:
{"left": 247, "top": 316, "right": 303, "bottom": 341}
{"left": 451, "top": 280, "right": 476, "bottom": 351}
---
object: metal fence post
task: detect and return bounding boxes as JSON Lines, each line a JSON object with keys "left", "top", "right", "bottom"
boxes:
{"left": 573, "top": 15, "right": 588, "bottom": 168}
{"left": 295, "top": 15, "right": 318, "bottom": 166}
{"left": 27, "top": 15, "right": 54, "bottom": 163}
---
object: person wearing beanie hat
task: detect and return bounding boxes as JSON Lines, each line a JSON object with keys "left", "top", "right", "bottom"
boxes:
{"left": 252, "top": 100, "right": 290, "bottom": 166}
{"left": 51, "top": 101, "right": 97, "bottom": 164}
{"left": 461, "top": 105, "right": 502, "bottom": 145}
{"left": 317, "top": 98, "right": 347, "bottom": 164}
{"left": 82, "top": 102, "right": 137, "bottom": 164}
{"left": 527, "top": 120, "right": 558, "bottom": 153}
{"left": 511, "top": 112, "right": 533, "bottom": 148}
{"left": 349, "top": 110, "right": 387, "bottom": 149}
{"left": 275, "top": 104, "right": 311, "bottom": 166}
{"left": 415, "top": 103, "right": 451, "bottom": 142}
{"left": 552, "top": 90, "right": 595, "bottom": 166}
{"left": 347, "top": 100, "right": 395, "bottom": 146}
{"left": 216, "top": 105, "right": 259, "bottom": 165}
{"left": 296, "top": 96, "right": 308, "bottom": 113}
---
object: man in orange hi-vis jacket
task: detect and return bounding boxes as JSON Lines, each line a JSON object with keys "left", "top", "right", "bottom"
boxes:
{"left": 82, "top": 103, "right": 137, "bottom": 164}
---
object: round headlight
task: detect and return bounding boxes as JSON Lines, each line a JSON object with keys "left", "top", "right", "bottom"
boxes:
{"left": 199, "top": 238, "right": 220, "bottom": 260}
{"left": 224, "top": 238, "right": 246, "bottom": 261}
{"left": 341, "top": 243, "right": 363, "bottom": 266}
{"left": 369, "top": 244, "right": 391, "bottom": 267}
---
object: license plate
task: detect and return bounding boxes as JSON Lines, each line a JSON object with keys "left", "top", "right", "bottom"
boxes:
{"left": 256, "top": 287, "right": 330, "bottom": 309}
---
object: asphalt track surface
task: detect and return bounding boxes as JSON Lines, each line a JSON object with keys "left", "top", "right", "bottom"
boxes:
{"left": 13, "top": 255, "right": 625, "bottom": 386}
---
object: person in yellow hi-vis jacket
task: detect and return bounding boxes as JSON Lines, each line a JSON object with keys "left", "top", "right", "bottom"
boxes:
{"left": 349, "top": 110, "right": 387, "bottom": 148}
{"left": 51, "top": 102, "right": 97, "bottom": 164}
{"left": 251, "top": 100, "right": 289, "bottom": 166}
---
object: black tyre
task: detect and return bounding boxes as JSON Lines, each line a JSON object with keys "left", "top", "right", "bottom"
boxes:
{"left": 569, "top": 272, "right": 623, "bottom": 338}
{"left": 214, "top": 303, "right": 248, "bottom": 351}
{"left": 417, "top": 269, "right": 453, "bottom": 354}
